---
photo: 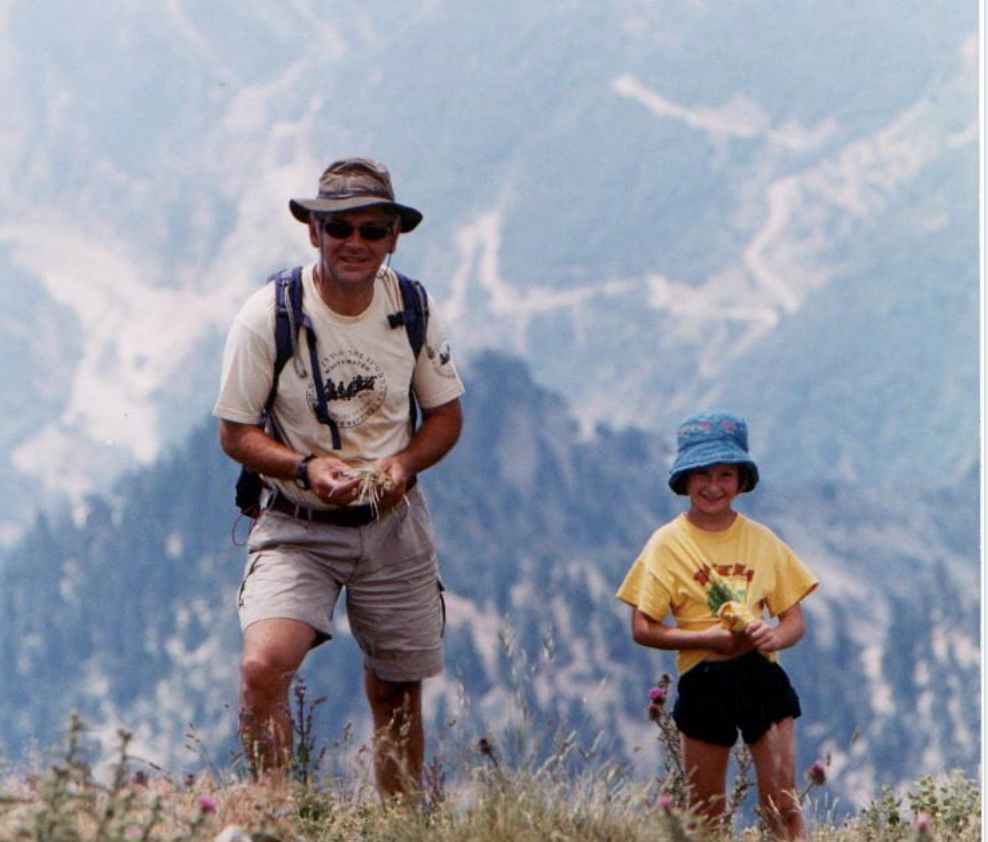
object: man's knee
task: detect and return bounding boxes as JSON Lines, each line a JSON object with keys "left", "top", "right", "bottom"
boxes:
{"left": 365, "top": 673, "right": 421, "bottom": 715}
{"left": 241, "top": 649, "right": 299, "bottom": 696}
{"left": 240, "top": 620, "right": 315, "bottom": 694}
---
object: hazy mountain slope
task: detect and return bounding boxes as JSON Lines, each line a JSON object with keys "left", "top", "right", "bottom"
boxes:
{"left": 0, "top": 353, "right": 978, "bottom": 806}
{"left": 710, "top": 135, "right": 981, "bottom": 485}
{"left": 0, "top": 0, "right": 978, "bottom": 543}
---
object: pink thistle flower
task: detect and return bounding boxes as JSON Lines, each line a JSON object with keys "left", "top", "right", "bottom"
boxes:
{"left": 198, "top": 795, "right": 217, "bottom": 814}
{"left": 658, "top": 794, "right": 675, "bottom": 813}
{"left": 647, "top": 685, "right": 669, "bottom": 722}
{"left": 915, "top": 813, "right": 931, "bottom": 833}
{"left": 806, "top": 759, "right": 827, "bottom": 787}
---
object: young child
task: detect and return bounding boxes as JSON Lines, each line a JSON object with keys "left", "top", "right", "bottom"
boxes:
{"left": 617, "top": 410, "right": 818, "bottom": 840}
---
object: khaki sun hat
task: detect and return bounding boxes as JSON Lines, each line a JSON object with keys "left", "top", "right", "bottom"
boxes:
{"left": 289, "top": 157, "right": 423, "bottom": 232}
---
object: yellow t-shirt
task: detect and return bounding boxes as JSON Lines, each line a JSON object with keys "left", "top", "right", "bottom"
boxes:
{"left": 616, "top": 513, "right": 818, "bottom": 675}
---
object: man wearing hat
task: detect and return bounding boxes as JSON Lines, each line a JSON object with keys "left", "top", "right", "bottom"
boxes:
{"left": 214, "top": 158, "right": 464, "bottom": 798}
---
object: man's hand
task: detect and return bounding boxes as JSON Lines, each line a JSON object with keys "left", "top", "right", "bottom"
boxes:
{"left": 371, "top": 454, "right": 413, "bottom": 510}
{"left": 307, "top": 457, "right": 362, "bottom": 507}
{"left": 364, "top": 398, "right": 463, "bottom": 512}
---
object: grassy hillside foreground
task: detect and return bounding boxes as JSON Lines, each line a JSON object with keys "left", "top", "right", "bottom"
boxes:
{"left": 0, "top": 707, "right": 979, "bottom": 842}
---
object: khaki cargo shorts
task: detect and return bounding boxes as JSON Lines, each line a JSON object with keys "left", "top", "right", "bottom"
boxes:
{"left": 239, "top": 485, "right": 444, "bottom": 683}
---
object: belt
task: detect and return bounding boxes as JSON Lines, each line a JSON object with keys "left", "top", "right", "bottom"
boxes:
{"left": 266, "top": 477, "right": 416, "bottom": 528}
{"left": 268, "top": 496, "right": 375, "bottom": 527}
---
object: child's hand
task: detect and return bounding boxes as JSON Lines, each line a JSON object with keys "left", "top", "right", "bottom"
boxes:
{"left": 708, "top": 626, "right": 755, "bottom": 657}
{"left": 745, "top": 603, "right": 806, "bottom": 653}
{"left": 745, "top": 620, "right": 784, "bottom": 653}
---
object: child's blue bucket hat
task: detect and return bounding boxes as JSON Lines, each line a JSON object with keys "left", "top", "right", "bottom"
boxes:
{"left": 668, "top": 410, "right": 759, "bottom": 495}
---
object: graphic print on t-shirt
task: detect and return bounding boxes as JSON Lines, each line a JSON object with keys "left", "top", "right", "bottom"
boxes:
{"left": 426, "top": 335, "right": 458, "bottom": 380}
{"left": 694, "top": 562, "right": 754, "bottom": 617}
{"left": 307, "top": 349, "right": 388, "bottom": 429}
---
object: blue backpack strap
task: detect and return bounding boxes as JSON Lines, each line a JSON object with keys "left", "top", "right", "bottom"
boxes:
{"left": 389, "top": 271, "right": 430, "bottom": 357}
{"left": 268, "top": 266, "right": 342, "bottom": 449}
{"left": 388, "top": 271, "right": 430, "bottom": 432}
{"left": 235, "top": 268, "right": 301, "bottom": 518}
{"left": 303, "top": 326, "right": 342, "bottom": 450}
{"left": 265, "top": 267, "right": 303, "bottom": 415}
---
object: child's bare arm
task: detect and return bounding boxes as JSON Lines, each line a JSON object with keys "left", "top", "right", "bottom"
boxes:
{"left": 631, "top": 608, "right": 753, "bottom": 656}
{"left": 745, "top": 603, "right": 805, "bottom": 653}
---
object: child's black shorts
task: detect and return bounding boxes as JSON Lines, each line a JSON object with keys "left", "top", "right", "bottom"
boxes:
{"left": 672, "top": 651, "right": 801, "bottom": 747}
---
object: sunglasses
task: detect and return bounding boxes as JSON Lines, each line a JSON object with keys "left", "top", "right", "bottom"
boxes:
{"left": 320, "top": 220, "right": 394, "bottom": 242}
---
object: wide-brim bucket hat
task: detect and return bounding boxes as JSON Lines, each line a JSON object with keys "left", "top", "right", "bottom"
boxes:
{"left": 289, "top": 157, "right": 423, "bottom": 233}
{"left": 668, "top": 409, "right": 759, "bottom": 495}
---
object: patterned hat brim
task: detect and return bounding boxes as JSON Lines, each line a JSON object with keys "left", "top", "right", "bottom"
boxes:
{"left": 668, "top": 440, "right": 759, "bottom": 495}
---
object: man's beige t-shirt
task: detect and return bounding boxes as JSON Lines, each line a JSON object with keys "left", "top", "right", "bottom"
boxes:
{"left": 214, "top": 264, "right": 465, "bottom": 508}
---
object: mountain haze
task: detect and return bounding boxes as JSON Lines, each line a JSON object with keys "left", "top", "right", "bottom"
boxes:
{"left": 0, "top": 0, "right": 979, "bottom": 541}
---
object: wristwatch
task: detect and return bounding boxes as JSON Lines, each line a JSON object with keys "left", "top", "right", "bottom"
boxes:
{"left": 294, "top": 454, "right": 316, "bottom": 490}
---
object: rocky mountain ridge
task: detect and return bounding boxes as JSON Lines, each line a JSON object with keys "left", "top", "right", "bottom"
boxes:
{"left": 0, "top": 0, "right": 979, "bottom": 543}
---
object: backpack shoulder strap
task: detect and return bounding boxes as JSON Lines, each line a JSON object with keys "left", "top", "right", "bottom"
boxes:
{"left": 265, "top": 266, "right": 304, "bottom": 415}
{"left": 265, "top": 266, "right": 344, "bottom": 449}
{"left": 234, "top": 266, "right": 304, "bottom": 519}
{"left": 388, "top": 271, "right": 432, "bottom": 434}
{"left": 389, "top": 271, "right": 430, "bottom": 357}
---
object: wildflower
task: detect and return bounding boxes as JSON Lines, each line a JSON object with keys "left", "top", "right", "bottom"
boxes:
{"left": 477, "top": 737, "right": 500, "bottom": 772}
{"left": 806, "top": 759, "right": 827, "bottom": 787}
{"left": 659, "top": 794, "right": 675, "bottom": 813}
{"left": 129, "top": 770, "right": 148, "bottom": 787}
{"left": 647, "top": 684, "right": 669, "bottom": 722}
{"left": 648, "top": 686, "right": 668, "bottom": 705}
{"left": 198, "top": 795, "right": 217, "bottom": 814}
{"left": 915, "top": 812, "right": 931, "bottom": 837}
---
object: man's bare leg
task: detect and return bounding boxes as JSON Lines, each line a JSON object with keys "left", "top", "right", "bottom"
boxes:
{"left": 364, "top": 669, "right": 424, "bottom": 801}
{"left": 239, "top": 619, "right": 316, "bottom": 776}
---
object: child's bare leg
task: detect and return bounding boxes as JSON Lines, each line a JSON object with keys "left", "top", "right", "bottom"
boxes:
{"left": 748, "top": 717, "right": 806, "bottom": 840}
{"left": 681, "top": 734, "right": 731, "bottom": 825}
